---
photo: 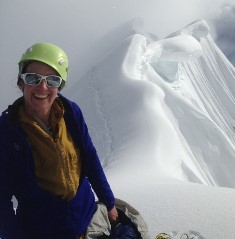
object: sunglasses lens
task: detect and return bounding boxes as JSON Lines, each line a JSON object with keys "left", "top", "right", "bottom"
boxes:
{"left": 24, "top": 73, "right": 41, "bottom": 85}
{"left": 46, "top": 76, "right": 61, "bottom": 87}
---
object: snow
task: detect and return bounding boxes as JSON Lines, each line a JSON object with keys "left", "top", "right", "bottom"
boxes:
{"left": 2, "top": 19, "right": 235, "bottom": 238}
{"left": 111, "top": 180, "right": 235, "bottom": 239}
{"left": 68, "top": 19, "right": 235, "bottom": 238}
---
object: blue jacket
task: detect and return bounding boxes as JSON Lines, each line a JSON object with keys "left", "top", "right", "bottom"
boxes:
{"left": 0, "top": 94, "right": 115, "bottom": 239}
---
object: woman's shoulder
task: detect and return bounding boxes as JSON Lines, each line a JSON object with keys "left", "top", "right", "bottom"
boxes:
{"left": 58, "top": 94, "right": 84, "bottom": 124}
{"left": 0, "top": 97, "right": 24, "bottom": 122}
{"left": 58, "top": 94, "right": 81, "bottom": 111}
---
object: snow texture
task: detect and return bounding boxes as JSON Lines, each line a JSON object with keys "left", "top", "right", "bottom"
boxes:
{"left": 68, "top": 19, "right": 235, "bottom": 238}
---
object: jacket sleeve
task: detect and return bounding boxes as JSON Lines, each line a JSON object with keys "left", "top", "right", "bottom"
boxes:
{"left": 0, "top": 124, "right": 23, "bottom": 239}
{"left": 70, "top": 102, "right": 115, "bottom": 211}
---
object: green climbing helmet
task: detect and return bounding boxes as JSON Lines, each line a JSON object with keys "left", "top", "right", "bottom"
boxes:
{"left": 18, "top": 42, "right": 69, "bottom": 89}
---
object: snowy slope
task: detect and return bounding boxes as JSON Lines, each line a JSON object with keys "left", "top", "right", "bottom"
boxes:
{"left": 70, "top": 19, "right": 235, "bottom": 188}
{"left": 67, "top": 19, "right": 235, "bottom": 238}
{"left": 110, "top": 180, "right": 235, "bottom": 239}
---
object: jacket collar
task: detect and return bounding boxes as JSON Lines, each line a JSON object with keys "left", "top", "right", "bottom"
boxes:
{"left": 1, "top": 94, "right": 72, "bottom": 126}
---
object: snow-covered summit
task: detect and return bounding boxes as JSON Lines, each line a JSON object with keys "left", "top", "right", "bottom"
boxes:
{"left": 66, "top": 19, "right": 235, "bottom": 238}
{"left": 143, "top": 18, "right": 209, "bottom": 65}
{"left": 69, "top": 19, "right": 235, "bottom": 188}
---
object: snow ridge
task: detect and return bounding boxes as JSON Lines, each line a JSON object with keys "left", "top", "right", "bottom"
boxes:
{"left": 69, "top": 19, "right": 235, "bottom": 187}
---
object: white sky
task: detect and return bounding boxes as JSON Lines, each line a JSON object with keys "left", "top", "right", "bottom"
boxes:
{"left": 0, "top": 0, "right": 234, "bottom": 111}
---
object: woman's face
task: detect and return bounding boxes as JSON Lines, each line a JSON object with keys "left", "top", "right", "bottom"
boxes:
{"left": 22, "top": 61, "right": 59, "bottom": 118}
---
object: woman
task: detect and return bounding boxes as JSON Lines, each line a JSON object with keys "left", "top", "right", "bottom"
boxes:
{"left": 0, "top": 42, "right": 118, "bottom": 239}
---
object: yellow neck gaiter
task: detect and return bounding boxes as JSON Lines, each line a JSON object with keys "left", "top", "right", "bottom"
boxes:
{"left": 19, "top": 98, "right": 81, "bottom": 201}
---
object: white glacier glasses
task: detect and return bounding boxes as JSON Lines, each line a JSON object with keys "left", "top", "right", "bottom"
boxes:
{"left": 21, "top": 73, "right": 62, "bottom": 88}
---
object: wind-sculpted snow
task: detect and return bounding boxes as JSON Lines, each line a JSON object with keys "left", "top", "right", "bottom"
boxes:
{"left": 144, "top": 34, "right": 202, "bottom": 63}
{"left": 69, "top": 19, "right": 235, "bottom": 188}
{"left": 145, "top": 34, "right": 203, "bottom": 83}
{"left": 167, "top": 18, "right": 210, "bottom": 40}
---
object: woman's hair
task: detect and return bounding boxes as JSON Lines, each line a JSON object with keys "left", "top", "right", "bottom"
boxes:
{"left": 17, "top": 62, "right": 29, "bottom": 89}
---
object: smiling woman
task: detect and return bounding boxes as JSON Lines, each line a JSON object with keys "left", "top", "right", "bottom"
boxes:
{"left": 19, "top": 61, "right": 60, "bottom": 126}
{"left": 0, "top": 42, "right": 118, "bottom": 239}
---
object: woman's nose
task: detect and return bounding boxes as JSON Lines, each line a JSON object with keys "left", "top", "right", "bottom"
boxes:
{"left": 37, "top": 79, "right": 48, "bottom": 89}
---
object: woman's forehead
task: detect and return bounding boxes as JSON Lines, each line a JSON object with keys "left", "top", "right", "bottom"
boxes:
{"left": 25, "top": 61, "right": 57, "bottom": 74}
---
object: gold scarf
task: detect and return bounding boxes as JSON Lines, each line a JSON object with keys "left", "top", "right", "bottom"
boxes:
{"left": 19, "top": 98, "right": 81, "bottom": 201}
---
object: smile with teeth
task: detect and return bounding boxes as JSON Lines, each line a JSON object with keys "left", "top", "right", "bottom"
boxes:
{"left": 33, "top": 93, "right": 49, "bottom": 99}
